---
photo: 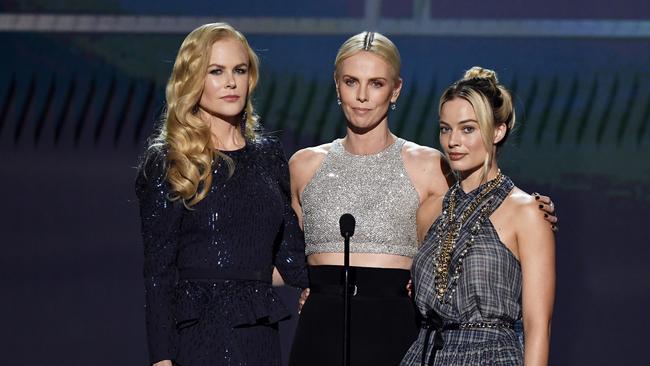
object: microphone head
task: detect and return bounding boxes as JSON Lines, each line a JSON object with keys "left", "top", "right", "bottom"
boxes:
{"left": 339, "top": 213, "right": 356, "bottom": 237}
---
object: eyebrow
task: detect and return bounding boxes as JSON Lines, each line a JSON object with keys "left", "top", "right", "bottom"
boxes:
{"left": 207, "top": 63, "right": 248, "bottom": 68}
{"left": 341, "top": 74, "right": 388, "bottom": 82}
{"left": 439, "top": 119, "right": 479, "bottom": 125}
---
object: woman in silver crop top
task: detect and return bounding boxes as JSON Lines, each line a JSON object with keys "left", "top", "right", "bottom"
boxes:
{"left": 287, "top": 32, "right": 558, "bottom": 366}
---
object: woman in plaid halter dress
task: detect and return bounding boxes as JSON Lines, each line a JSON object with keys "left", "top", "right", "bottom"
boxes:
{"left": 401, "top": 67, "right": 556, "bottom": 366}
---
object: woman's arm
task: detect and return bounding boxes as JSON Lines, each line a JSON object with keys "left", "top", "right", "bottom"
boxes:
{"left": 415, "top": 196, "right": 443, "bottom": 244}
{"left": 135, "top": 152, "right": 182, "bottom": 365}
{"left": 271, "top": 148, "right": 308, "bottom": 287}
{"left": 270, "top": 140, "right": 309, "bottom": 289}
{"left": 282, "top": 146, "right": 328, "bottom": 305}
{"left": 516, "top": 199, "right": 556, "bottom": 366}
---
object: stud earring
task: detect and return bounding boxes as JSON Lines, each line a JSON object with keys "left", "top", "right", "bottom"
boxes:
{"left": 390, "top": 103, "right": 396, "bottom": 111}
{"left": 337, "top": 97, "right": 342, "bottom": 106}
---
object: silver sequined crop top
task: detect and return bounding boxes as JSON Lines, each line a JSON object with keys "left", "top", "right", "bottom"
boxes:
{"left": 302, "top": 138, "right": 420, "bottom": 257}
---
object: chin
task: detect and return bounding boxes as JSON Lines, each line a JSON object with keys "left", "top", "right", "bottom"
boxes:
{"left": 449, "top": 163, "right": 465, "bottom": 173}
{"left": 220, "top": 105, "right": 246, "bottom": 116}
{"left": 454, "top": 164, "right": 485, "bottom": 179}
{"left": 346, "top": 116, "right": 383, "bottom": 131}
{"left": 211, "top": 108, "right": 245, "bottom": 119}
{"left": 200, "top": 104, "right": 244, "bottom": 117}
{"left": 349, "top": 121, "right": 373, "bottom": 129}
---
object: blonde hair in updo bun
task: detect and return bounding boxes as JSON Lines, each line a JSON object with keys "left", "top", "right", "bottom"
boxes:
{"left": 439, "top": 66, "right": 516, "bottom": 182}
{"left": 462, "top": 66, "right": 516, "bottom": 133}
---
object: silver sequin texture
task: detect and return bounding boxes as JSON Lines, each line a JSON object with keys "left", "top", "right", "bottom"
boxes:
{"left": 302, "top": 138, "right": 419, "bottom": 257}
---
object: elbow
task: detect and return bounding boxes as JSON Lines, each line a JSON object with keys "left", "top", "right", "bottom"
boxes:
{"left": 523, "top": 317, "right": 552, "bottom": 341}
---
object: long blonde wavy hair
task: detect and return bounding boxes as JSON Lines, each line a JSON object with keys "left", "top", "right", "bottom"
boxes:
{"left": 149, "top": 22, "right": 260, "bottom": 207}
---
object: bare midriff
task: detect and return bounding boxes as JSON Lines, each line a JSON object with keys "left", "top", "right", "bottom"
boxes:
{"left": 307, "top": 252, "right": 413, "bottom": 270}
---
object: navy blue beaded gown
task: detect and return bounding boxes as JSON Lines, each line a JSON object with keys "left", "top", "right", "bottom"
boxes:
{"left": 135, "top": 137, "right": 308, "bottom": 366}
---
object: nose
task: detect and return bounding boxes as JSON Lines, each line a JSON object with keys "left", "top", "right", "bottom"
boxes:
{"left": 225, "top": 72, "right": 236, "bottom": 89}
{"left": 447, "top": 129, "right": 461, "bottom": 148}
{"left": 356, "top": 85, "right": 368, "bottom": 103}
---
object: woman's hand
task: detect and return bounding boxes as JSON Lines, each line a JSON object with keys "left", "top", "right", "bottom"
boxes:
{"left": 406, "top": 279, "right": 413, "bottom": 298}
{"left": 153, "top": 360, "right": 173, "bottom": 366}
{"left": 298, "top": 288, "right": 310, "bottom": 314}
{"left": 532, "top": 193, "right": 558, "bottom": 232}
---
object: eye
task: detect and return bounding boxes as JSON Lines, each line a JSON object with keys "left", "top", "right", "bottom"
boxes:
{"left": 462, "top": 126, "right": 476, "bottom": 133}
{"left": 235, "top": 67, "right": 248, "bottom": 74}
{"left": 209, "top": 68, "right": 222, "bottom": 75}
{"left": 370, "top": 80, "right": 385, "bottom": 88}
{"left": 439, "top": 126, "right": 451, "bottom": 134}
{"left": 344, "top": 78, "right": 356, "bottom": 87}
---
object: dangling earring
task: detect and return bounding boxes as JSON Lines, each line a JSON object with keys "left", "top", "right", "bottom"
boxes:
{"left": 390, "top": 102, "right": 397, "bottom": 111}
{"left": 337, "top": 97, "right": 342, "bottom": 106}
{"left": 240, "top": 111, "right": 247, "bottom": 138}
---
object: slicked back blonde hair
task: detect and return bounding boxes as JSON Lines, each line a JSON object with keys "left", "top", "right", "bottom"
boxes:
{"left": 439, "top": 66, "right": 515, "bottom": 183}
{"left": 334, "top": 31, "right": 401, "bottom": 81}
{"left": 150, "top": 22, "right": 260, "bottom": 207}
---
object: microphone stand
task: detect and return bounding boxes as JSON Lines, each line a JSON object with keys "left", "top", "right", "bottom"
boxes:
{"left": 339, "top": 213, "right": 355, "bottom": 366}
{"left": 343, "top": 230, "right": 351, "bottom": 366}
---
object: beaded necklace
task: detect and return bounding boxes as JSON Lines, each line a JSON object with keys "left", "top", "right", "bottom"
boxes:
{"left": 433, "top": 172, "right": 504, "bottom": 301}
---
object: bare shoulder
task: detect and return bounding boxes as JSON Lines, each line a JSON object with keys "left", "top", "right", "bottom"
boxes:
{"left": 402, "top": 140, "right": 445, "bottom": 165}
{"left": 289, "top": 143, "right": 331, "bottom": 170}
{"left": 401, "top": 140, "right": 452, "bottom": 199}
{"left": 508, "top": 186, "right": 536, "bottom": 204}
{"left": 289, "top": 142, "right": 332, "bottom": 189}
{"left": 507, "top": 187, "right": 538, "bottom": 212}
{"left": 506, "top": 186, "right": 551, "bottom": 232}
{"left": 507, "top": 187, "right": 555, "bottom": 267}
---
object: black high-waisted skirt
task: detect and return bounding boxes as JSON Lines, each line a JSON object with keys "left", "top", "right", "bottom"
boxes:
{"left": 289, "top": 265, "right": 418, "bottom": 366}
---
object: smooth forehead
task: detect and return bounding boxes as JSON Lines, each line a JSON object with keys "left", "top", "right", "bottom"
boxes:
{"left": 440, "top": 98, "right": 477, "bottom": 122}
{"left": 337, "top": 51, "right": 395, "bottom": 79}
{"left": 208, "top": 37, "right": 248, "bottom": 64}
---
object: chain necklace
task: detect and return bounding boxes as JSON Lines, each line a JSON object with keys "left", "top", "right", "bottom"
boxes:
{"left": 433, "top": 172, "right": 504, "bottom": 300}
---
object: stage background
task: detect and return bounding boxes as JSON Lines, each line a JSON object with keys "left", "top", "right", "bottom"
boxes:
{"left": 1, "top": 0, "right": 649, "bottom": 365}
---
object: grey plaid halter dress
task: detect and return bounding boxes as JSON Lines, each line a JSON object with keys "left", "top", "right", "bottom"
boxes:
{"left": 401, "top": 175, "right": 523, "bottom": 366}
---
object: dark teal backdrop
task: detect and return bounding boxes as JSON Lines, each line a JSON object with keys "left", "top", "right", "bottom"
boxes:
{"left": 1, "top": 1, "right": 649, "bottom": 365}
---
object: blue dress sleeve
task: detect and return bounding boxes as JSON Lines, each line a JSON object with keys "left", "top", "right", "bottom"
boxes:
{"left": 135, "top": 151, "right": 181, "bottom": 364}
{"left": 269, "top": 140, "right": 309, "bottom": 289}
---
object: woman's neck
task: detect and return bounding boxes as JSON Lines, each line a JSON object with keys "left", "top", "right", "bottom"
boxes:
{"left": 459, "top": 163, "right": 500, "bottom": 193}
{"left": 342, "top": 121, "right": 394, "bottom": 155}
{"left": 199, "top": 109, "right": 244, "bottom": 151}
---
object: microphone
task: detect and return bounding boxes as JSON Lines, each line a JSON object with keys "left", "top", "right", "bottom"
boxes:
{"left": 339, "top": 213, "right": 356, "bottom": 238}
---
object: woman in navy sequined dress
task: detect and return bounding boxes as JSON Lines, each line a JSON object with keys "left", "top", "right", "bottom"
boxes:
{"left": 135, "top": 23, "right": 308, "bottom": 366}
